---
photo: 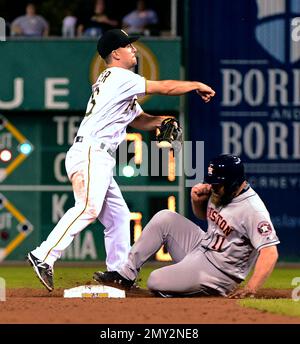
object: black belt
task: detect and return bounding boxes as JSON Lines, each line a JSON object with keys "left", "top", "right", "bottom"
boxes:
{"left": 75, "top": 136, "right": 114, "bottom": 157}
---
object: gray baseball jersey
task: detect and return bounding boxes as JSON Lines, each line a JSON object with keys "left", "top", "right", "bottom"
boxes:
{"left": 200, "top": 186, "right": 280, "bottom": 282}
{"left": 120, "top": 186, "right": 279, "bottom": 296}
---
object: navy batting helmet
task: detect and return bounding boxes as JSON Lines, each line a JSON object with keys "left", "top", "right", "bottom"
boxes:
{"left": 205, "top": 154, "right": 245, "bottom": 189}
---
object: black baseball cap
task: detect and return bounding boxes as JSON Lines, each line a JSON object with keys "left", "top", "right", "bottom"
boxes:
{"left": 97, "top": 29, "right": 140, "bottom": 59}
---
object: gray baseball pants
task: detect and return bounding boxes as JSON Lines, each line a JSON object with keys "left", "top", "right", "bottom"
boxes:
{"left": 119, "top": 210, "right": 238, "bottom": 296}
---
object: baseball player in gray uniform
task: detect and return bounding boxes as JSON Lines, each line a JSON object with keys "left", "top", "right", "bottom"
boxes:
{"left": 94, "top": 154, "right": 280, "bottom": 298}
{"left": 27, "top": 29, "right": 215, "bottom": 291}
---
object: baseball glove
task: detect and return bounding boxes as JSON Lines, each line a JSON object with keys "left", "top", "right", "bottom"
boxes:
{"left": 156, "top": 118, "right": 183, "bottom": 152}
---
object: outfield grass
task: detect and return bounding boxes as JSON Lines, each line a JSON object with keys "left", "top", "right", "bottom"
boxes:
{"left": 1, "top": 266, "right": 300, "bottom": 290}
{"left": 0, "top": 265, "right": 153, "bottom": 289}
{"left": 239, "top": 268, "right": 300, "bottom": 318}
{"left": 1, "top": 266, "right": 300, "bottom": 318}
{"left": 242, "top": 268, "right": 300, "bottom": 289}
{"left": 239, "top": 299, "right": 300, "bottom": 317}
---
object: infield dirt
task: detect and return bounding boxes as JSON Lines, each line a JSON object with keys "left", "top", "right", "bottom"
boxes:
{"left": 0, "top": 288, "right": 299, "bottom": 324}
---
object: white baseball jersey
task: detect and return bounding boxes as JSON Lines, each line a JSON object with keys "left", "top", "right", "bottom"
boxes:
{"left": 200, "top": 186, "right": 280, "bottom": 281}
{"left": 32, "top": 67, "right": 147, "bottom": 271}
{"left": 76, "top": 66, "right": 146, "bottom": 151}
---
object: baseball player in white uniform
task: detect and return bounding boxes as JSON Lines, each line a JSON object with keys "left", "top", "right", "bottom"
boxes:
{"left": 94, "top": 154, "right": 280, "bottom": 298}
{"left": 27, "top": 29, "right": 215, "bottom": 291}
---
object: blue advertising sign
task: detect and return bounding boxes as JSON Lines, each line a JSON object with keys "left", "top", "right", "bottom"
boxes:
{"left": 188, "top": 0, "right": 300, "bottom": 260}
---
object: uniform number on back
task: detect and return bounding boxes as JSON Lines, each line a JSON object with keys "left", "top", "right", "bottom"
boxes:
{"left": 85, "top": 87, "right": 99, "bottom": 116}
{"left": 85, "top": 71, "right": 111, "bottom": 117}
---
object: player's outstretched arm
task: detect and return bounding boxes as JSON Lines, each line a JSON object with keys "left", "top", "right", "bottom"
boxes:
{"left": 129, "top": 112, "right": 169, "bottom": 131}
{"left": 146, "top": 80, "right": 216, "bottom": 103}
{"left": 227, "top": 245, "right": 278, "bottom": 298}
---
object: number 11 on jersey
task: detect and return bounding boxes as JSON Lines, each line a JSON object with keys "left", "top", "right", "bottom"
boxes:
{"left": 211, "top": 234, "right": 225, "bottom": 251}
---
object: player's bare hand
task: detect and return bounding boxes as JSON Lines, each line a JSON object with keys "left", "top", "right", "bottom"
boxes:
{"left": 191, "top": 183, "right": 212, "bottom": 202}
{"left": 227, "top": 287, "right": 256, "bottom": 299}
{"left": 196, "top": 83, "right": 215, "bottom": 103}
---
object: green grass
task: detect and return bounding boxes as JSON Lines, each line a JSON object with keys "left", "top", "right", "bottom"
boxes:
{"left": 239, "top": 299, "right": 300, "bottom": 317}
{"left": 1, "top": 266, "right": 300, "bottom": 290}
{"left": 0, "top": 265, "right": 154, "bottom": 289}
{"left": 242, "top": 268, "right": 300, "bottom": 289}
{"left": 238, "top": 268, "right": 300, "bottom": 319}
{"left": 1, "top": 265, "right": 300, "bottom": 318}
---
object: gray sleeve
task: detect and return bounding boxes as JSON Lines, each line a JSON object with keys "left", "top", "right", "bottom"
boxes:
{"left": 149, "top": 11, "right": 158, "bottom": 24}
{"left": 243, "top": 211, "right": 280, "bottom": 250}
{"left": 122, "top": 13, "right": 132, "bottom": 26}
{"left": 37, "top": 16, "right": 49, "bottom": 29}
{"left": 11, "top": 16, "right": 22, "bottom": 27}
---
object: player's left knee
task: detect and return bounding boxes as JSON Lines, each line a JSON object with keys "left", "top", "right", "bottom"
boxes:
{"left": 151, "top": 209, "right": 177, "bottom": 225}
{"left": 147, "top": 270, "right": 163, "bottom": 291}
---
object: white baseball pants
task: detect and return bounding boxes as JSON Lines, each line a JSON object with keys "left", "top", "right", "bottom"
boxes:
{"left": 32, "top": 143, "right": 131, "bottom": 271}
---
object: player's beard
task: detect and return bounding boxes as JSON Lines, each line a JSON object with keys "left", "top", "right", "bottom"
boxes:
{"left": 211, "top": 191, "right": 234, "bottom": 207}
{"left": 211, "top": 182, "right": 243, "bottom": 207}
{"left": 211, "top": 192, "right": 224, "bottom": 207}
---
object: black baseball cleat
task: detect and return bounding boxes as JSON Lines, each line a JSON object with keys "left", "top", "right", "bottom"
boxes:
{"left": 93, "top": 271, "right": 136, "bottom": 289}
{"left": 27, "top": 252, "right": 54, "bottom": 292}
{"left": 154, "top": 291, "right": 174, "bottom": 298}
